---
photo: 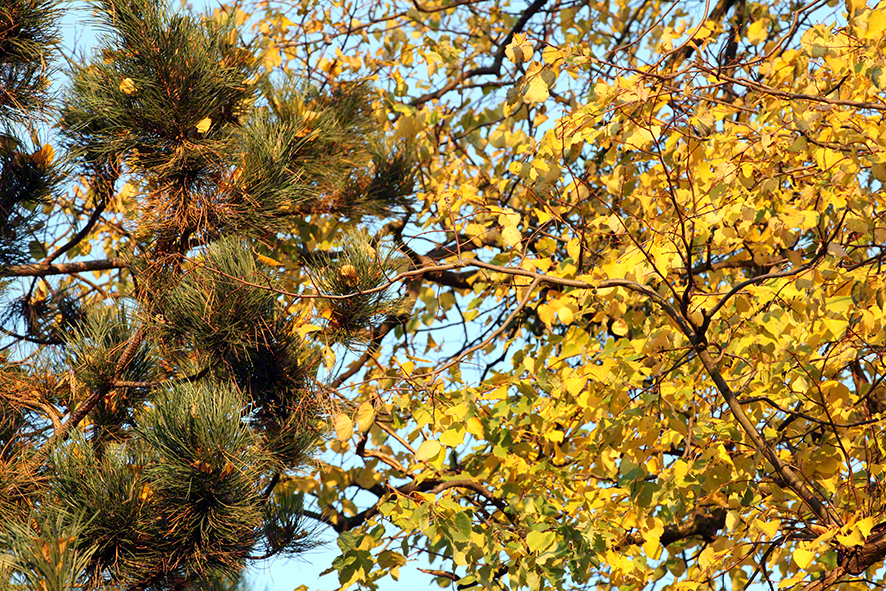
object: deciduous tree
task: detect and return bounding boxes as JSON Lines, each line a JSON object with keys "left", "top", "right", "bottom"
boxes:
{"left": 238, "top": 0, "right": 886, "bottom": 589}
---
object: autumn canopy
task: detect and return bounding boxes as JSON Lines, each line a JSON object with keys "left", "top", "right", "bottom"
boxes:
{"left": 2, "top": 0, "right": 886, "bottom": 589}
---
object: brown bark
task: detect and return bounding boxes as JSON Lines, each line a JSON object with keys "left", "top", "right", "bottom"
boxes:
{"left": 1, "top": 258, "right": 128, "bottom": 277}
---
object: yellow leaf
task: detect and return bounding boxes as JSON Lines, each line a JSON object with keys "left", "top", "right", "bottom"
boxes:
{"left": 815, "top": 147, "right": 842, "bottom": 171}
{"left": 610, "top": 318, "right": 629, "bottom": 336}
{"left": 446, "top": 401, "right": 470, "bottom": 420}
{"left": 339, "top": 264, "right": 359, "bottom": 286}
{"left": 557, "top": 306, "right": 575, "bottom": 324}
{"left": 746, "top": 19, "right": 768, "bottom": 44}
{"left": 322, "top": 346, "right": 335, "bottom": 371}
{"left": 836, "top": 528, "right": 864, "bottom": 547}
{"left": 793, "top": 547, "right": 815, "bottom": 569}
{"left": 498, "top": 211, "right": 521, "bottom": 226}
{"left": 466, "top": 416, "right": 484, "bottom": 437}
{"left": 864, "top": 9, "right": 886, "bottom": 40}
{"left": 424, "top": 50, "right": 442, "bottom": 77}
{"left": 31, "top": 144, "right": 54, "bottom": 168}
{"left": 399, "top": 359, "right": 415, "bottom": 376}
{"left": 501, "top": 225, "right": 522, "bottom": 247}
{"left": 673, "top": 459, "right": 689, "bottom": 483}
{"left": 725, "top": 510, "right": 740, "bottom": 531}
{"left": 355, "top": 401, "right": 376, "bottom": 433}
{"left": 297, "top": 323, "right": 322, "bottom": 337}
{"left": 623, "top": 125, "right": 661, "bottom": 150}
{"left": 333, "top": 413, "right": 354, "bottom": 441}
{"left": 545, "top": 429, "right": 564, "bottom": 443}
{"left": 440, "top": 427, "right": 465, "bottom": 447}
{"left": 858, "top": 516, "right": 875, "bottom": 538}
{"left": 537, "top": 302, "right": 556, "bottom": 326}
{"left": 801, "top": 26, "right": 833, "bottom": 58}
{"left": 119, "top": 77, "right": 137, "bottom": 94}
{"left": 846, "top": 0, "right": 866, "bottom": 15}
{"left": 196, "top": 117, "right": 212, "bottom": 134}
{"left": 255, "top": 253, "right": 283, "bottom": 266}
{"left": 415, "top": 440, "right": 442, "bottom": 462}
{"left": 642, "top": 519, "right": 664, "bottom": 558}
{"left": 505, "top": 33, "right": 534, "bottom": 64}
{"left": 263, "top": 46, "right": 282, "bottom": 69}
{"left": 524, "top": 75, "right": 550, "bottom": 103}
{"left": 758, "top": 519, "right": 781, "bottom": 538}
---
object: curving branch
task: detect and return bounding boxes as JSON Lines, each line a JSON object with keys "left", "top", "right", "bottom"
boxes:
{"left": 32, "top": 328, "right": 145, "bottom": 466}
{"left": 413, "top": 276, "right": 541, "bottom": 378}
{"left": 43, "top": 171, "right": 118, "bottom": 265}
{"left": 694, "top": 346, "right": 839, "bottom": 527}
{"left": 409, "top": 0, "right": 549, "bottom": 107}
{"left": 701, "top": 66, "right": 886, "bottom": 112}
{"left": 315, "top": 476, "right": 506, "bottom": 533}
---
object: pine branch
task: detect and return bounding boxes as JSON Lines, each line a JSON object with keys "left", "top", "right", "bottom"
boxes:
{"left": 0, "top": 258, "right": 128, "bottom": 277}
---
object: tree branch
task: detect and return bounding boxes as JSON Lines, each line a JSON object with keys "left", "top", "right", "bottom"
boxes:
{"left": 409, "top": 0, "right": 548, "bottom": 107}
{"left": 32, "top": 328, "right": 145, "bottom": 465}
{"left": 617, "top": 506, "right": 727, "bottom": 550}
{"left": 695, "top": 346, "right": 839, "bottom": 526}
{"left": 0, "top": 258, "right": 128, "bottom": 277}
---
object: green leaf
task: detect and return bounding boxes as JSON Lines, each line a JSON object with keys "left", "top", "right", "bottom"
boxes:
{"left": 378, "top": 550, "right": 406, "bottom": 569}
{"left": 453, "top": 511, "right": 472, "bottom": 543}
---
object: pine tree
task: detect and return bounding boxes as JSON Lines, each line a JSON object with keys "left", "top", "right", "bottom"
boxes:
{"left": 0, "top": 0, "right": 412, "bottom": 588}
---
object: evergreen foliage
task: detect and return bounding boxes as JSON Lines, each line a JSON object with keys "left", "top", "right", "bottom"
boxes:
{"left": 0, "top": 0, "right": 411, "bottom": 588}
{"left": 310, "top": 231, "right": 405, "bottom": 347}
{"left": 0, "top": 0, "right": 61, "bottom": 268}
{"left": 0, "top": 0, "right": 59, "bottom": 122}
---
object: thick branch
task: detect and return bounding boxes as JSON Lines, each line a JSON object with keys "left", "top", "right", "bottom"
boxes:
{"left": 1, "top": 258, "right": 128, "bottom": 277}
{"left": 695, "top": 347, "right": 837, "bottom": 526}
{"left": 618, "top": 506, "right": 727, "bottom": 549}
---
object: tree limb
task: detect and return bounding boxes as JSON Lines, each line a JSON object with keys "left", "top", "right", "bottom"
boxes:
{"left": 0, "top": 258, "right": 128, "bottom": 277}
{"left": 616, "top": 506, "right": 727, "bottom": 550}
{"left": 695, "top": 346, "right": 839, "bottom": 527}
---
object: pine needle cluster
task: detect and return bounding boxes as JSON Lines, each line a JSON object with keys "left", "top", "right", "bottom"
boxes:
{"left": 0, "top": 0, "right": 59, "bottom": 123}
{"left": 310, "top": 231, "right": 405, "bottom": 347}
{"left": 0, "top": 0, "right": 61, "bottom": 267}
